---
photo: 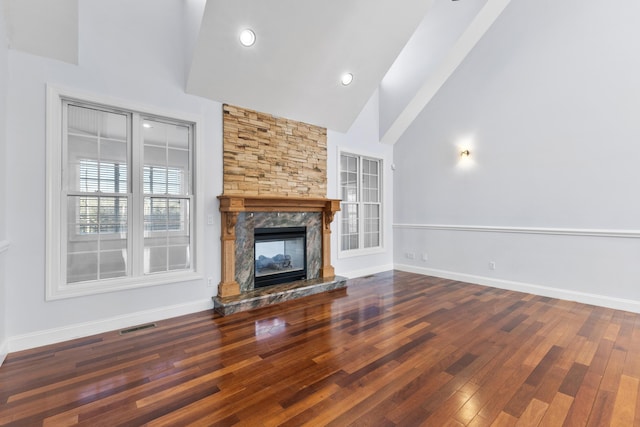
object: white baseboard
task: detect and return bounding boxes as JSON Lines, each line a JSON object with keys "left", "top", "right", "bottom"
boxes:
{"left": 338, "top": 263, "right": 395, "bottom": 280}
{"left": 0, "top": 339, "right": 8, "bottom": 367}
{"left": 8, "top": 299, "right": 214, "bottom": 353}
{"left": 395, "top": 263, "right": 640, "bottom": 314}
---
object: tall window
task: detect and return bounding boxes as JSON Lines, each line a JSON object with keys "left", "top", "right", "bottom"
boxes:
{"left": 46, "top": 87, "right": 201, "bottom": 299}
{"left": 339, "top": 152, "right": 383, "bottom": 254}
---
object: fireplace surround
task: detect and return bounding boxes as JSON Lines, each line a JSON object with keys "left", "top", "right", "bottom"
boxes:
{"left": 217, "top": 195, "right": 341, "bottom": 297}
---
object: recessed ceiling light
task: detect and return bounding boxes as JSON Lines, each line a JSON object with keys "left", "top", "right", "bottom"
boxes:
{"left": 239, "top": 29, "right": 256, "bottom": 47}
{"left": 341, "top": 73, "right": 353, "bottom": 86}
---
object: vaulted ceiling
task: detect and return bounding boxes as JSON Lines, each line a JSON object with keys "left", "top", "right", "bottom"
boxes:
{"left": 2, "top": 0, "right": 511, "bottom": 141}
{"left": 186, "top": 0, "right": 434, "bottom": 132}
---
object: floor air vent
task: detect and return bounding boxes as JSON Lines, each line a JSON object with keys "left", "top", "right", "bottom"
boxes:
{"left": 119, "top": 323, "right": 157, "bottom": 335}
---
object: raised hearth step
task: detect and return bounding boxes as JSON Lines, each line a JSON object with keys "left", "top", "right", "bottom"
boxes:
{"left": 212, "top": 276, "right": 347, "bottom": 316}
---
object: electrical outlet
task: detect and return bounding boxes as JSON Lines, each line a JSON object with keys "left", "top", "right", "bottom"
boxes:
{"left": 489, "top": 261, "right": 496, "bottom": 270}
{"left": 207, "top": 277, "right": 214, "bottom": 287}
{"left": 405, "top": 252, "right": 415, "bottom": 260}
{"left": 207, "top": 214, "right": 214, "bottom": 225}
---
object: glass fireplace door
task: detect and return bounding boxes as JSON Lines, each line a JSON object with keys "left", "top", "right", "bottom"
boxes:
{"left": 254, "top": 227, "right": 306, "bottom": 287}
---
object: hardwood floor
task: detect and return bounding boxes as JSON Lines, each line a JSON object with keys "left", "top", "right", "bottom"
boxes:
{"left": 1, "top": 270, "right": 639, "bottom": 426}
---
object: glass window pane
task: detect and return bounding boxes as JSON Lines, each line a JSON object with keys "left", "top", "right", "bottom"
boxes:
{"left": 67, "top": 105, "right": 127, "bottom": 141}
{"left": 67, "top": 252, "right": 98, "bottom": 283}
{"left": 144, "top": 197, "right": 191, "bottom": 274}
{"left": 100, "top": 248, "right": 128, "bottom": 279}
{"left": 145, "top": 245, "right": 168, "bottom": 274}
{"left": 144, "top": 120, "right": 190, "bottom": 196}
{"left": 168, "top": 245, "right": 190, "bottom": 271}
{"left": 340, "top": 154, "right": 348, "bottom": 171}
{"left": 145, "top": 197, "right": 189, "bottom": 233}
{"left": 363, "top": 204, "right": 380, "bottom": 249}
{"left": 348, "top": 156, "right": 358, "bottom": 174}
{"left": 67, "top": 105, "right": 128, "bottom": 193}
{"left": 67, "top": 135, "right": 98, "bottom": 192}
{"left": 340, "top": 202, "right": 359, "bottom": 251}
{"left": 66, "top": 195, "right": 128, "bottom": 283}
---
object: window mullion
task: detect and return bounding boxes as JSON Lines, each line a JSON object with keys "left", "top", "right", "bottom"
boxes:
{"left": 358, "top": 157, "right": 365, "bottom": 250}
{"left": 131, "top": 113, "right": 143, "bottom": 277}
{"left": 60, "top": 104, "right": 70, "bottom": 285}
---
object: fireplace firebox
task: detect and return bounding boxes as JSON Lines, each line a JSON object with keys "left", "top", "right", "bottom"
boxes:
{"left": 254, "top": 227, "right": 307, "bottom": 288}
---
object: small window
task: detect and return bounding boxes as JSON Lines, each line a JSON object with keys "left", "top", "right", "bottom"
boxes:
{"left": 46, "top": 87, "right": 202, "bottom": 299}
{"left": 339, "top": 152, "right": 383, "bottom": 255}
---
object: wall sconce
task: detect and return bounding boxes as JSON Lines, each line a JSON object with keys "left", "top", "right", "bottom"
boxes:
{"left": 460, "top": 149, "right": 470, "bottom": 157}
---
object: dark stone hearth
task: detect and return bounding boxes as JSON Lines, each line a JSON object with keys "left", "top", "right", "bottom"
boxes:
{"left": 212, "top": 275, "right": 348, "bottom": 316}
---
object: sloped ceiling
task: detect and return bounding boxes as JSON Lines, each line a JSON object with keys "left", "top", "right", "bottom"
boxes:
{"left": 1, "top": 0, "right": 510, "bottom": 139}
{"left": 186, "top": 0, "right": 435, "bottom": 132}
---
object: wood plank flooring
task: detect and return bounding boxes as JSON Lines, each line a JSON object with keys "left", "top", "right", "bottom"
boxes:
{"left": 1, "top": 270, "right": 640, "bottom": 426}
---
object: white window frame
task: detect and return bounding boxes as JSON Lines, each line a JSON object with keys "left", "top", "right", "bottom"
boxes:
{"left": 46, "top": 85, "right": 203, "bottom": 300}
{"left": 337, "top": 149, "right": 384, "bottom": 258}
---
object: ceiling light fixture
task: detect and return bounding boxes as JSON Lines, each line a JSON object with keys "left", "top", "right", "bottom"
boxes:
{"left": 239, "top": 29, "right": 256, "bottom": 47}
{"left": 341, "top": 73, "right": 353, "bottom": 86}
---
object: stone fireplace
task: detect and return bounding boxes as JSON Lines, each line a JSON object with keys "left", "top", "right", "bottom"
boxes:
{"left": 217, "top": 195, "right": 341, "bottom": 297}
{"left": 212, "top": 105, "right": 346, "bottom": 315}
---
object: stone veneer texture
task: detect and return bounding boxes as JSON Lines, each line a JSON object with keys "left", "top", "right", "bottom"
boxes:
{"left": 235, "top": 212, "right": 322, "bottom": 293}
{"left": 223, "top": 104, "right": 327, "bottom": 197}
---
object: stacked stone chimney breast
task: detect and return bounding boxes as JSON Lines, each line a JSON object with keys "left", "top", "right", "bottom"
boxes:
{"left": 218, "top": 105, "right": 339, "bottom": 298}
{"left": 223, "top": 104, "right": 327, "bottom": 197}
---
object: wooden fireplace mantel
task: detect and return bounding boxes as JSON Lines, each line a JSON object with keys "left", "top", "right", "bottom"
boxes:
{"left": 217, "top": 194, "right": 341, "bottom": 297}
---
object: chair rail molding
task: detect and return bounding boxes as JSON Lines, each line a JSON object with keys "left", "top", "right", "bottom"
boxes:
{"left": 393, "top": 223, "right": 640, "bottom": 239}
{"left": 0, "top": 240, "right": 9, "bottom": 254}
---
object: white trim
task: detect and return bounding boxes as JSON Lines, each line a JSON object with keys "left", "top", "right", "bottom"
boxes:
{"left": 395, "top": 264, "right": 640, "bottom": 314}
{"left": 47, "top": 272, "right": 204, "bottom": 300}
{"left": 0, "top": 240, "right": 9, "bottom": 254}
{"left": 393, "top": 223, "right": 640, "bottom": 239}
{"left": 338, "top": 263, "right": 395, "bottom": 280}
{"left": 0, "top": 340, "right": 7, "bottom": 367}
{"left": 338, "top": 246, "right": 385, "bottom": 259}
{"left": 8, "top": 299, "right": 214, "bottom": 353}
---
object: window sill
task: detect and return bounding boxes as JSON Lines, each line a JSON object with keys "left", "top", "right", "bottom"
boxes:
{"left": 338, "top": 246, "right": 385, "bottom": 259}
{"left": 46, "top": 271, "right": 203, "bottom": 300}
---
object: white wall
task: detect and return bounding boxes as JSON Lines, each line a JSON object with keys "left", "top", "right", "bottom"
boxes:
{"left": 0, "top": 2, "right": 9, "bottom": 363}
{"left": 393, "top": 0, "right": 640, "bottom": 311}
{"left": 4, "top": 0, "right": 223, "bottom": 351}
{"left": 328, "top": 91, "right": 395, "bottom": 278}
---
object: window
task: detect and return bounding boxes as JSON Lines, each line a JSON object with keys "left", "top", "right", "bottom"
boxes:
{"left": 46, "top": 87, "right": 202, "bottom": 299}
{"left": 339, "top": 152, "right": 383, "bottom": 255}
